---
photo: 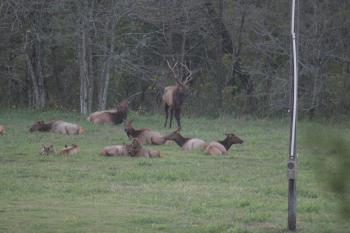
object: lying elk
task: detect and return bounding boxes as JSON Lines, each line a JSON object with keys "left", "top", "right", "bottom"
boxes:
{"left": 101, "top": 144, "right": 128, "bottom": 156}
{"left": 163, "top": 129, "right": 206, "bottom": 151}
{"left": 101, "top": 139, "right": 160, "bottom": 158}
{"left": 123, "top": 119, "right": 166, "bottom": 145}
{"left": 204, "top": 133, "right": 244, "bottom": 156}
{"left": 87, "top": 100, "right": 128, "bottom": 125}
{"left": 59, "top": 144, "right": 80, "bottom": 155}
{"left": 0, "top": 125, "right": 5, "bottom": 135}
{"left": 126, "top": 139, "right": 161, "bottom": 158}
{"left": 40, "top": 144, "right": 56, "bottom": 156}
{"left": 163, "top": 61, "right": 194, "bottom": 130}
{"left": 29, "top": 120, "right": 84, "bottom": 135}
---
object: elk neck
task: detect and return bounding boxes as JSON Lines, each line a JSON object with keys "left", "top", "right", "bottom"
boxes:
{"left": 41, "top": 122, "right": 53, "bottom": 131}
{"left": 169, "top": 133, "right": 190, "bottom": 147}
{"left": 218, "top": 137, "right": 233, "bottom": 151}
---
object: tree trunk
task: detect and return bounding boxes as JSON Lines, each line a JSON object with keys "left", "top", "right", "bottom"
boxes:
{"left": 78, "top": 24, "right": 89, "bottom": 115}
{"left": 24, "top": 32, "right": 46, "bottom": 109}
{"left": 98, "top": 19, "right": 116, "bottom": 110}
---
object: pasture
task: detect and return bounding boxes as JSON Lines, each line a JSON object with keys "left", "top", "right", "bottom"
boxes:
{"left": 0, "top": 110, "right": 349, "bottom": 233}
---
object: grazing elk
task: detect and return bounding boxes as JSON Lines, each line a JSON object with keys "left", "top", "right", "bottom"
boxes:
{"left": 123, "top": 119, "right": 166, "bottom": 145}
{"left": 163, "top": 61, "right": 194, "bottom": 130}
{"left": 163, "top": 129, "right": 206, "bottom": 151}
{"left": 204, "top": 133, "right": 244, "bottom": 156}
{"left": 87, "top": 100, "right": 129, "bottom": 125}
{"left": 40, "top": 144, "right": 56, "bottom": 156}
{"left": 0, "top": 125, "right": 5, "bottom": 135}
{"left": 126, "top": 139, "right": 161, "bottom": 158}
{"left": 59, "top": 144, "right": 80, "bottom": 155}
{"left": 29, "top": 120, "right": 84, "bottom": 135}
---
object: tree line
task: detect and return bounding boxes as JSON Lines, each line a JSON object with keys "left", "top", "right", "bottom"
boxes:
{"left": 0, "top": 0, "right": 349, "bottom": 118}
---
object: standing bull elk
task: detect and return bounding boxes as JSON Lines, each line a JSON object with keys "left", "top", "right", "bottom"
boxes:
{"left": 163, "top": 61, "right": 194, "bottom": 130}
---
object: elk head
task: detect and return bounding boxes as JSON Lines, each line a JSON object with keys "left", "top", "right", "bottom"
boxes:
{"left": 116, "top": 99, "right": 129, "bottom": 112}
{"left": 224, "top": 133, "right": 244, "bottom": 144}
{"left": 123, "top": 119, "right": 134, "bottom": 139}
{"left": 29, "top": 121, "right": 45, "bottom": 132}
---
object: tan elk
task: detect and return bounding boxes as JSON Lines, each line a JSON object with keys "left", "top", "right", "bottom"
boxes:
{"left": 29, "top": 120, "right": 84, "bottom": 135}
{"left": 59, "top": 144, "right": 80, "bottom": 155}
{"left": 123, "top": 119, "right": 166, "bottom": 145}
{"left": 163, "top": 129, "right": 206, "bottom": 151}
{"left": 0, "top": 125, "right": 5, "bottom": 135}
{"left": 163, "top": 60, "right": 194, "bottom": 130}
{"left": 204, "top": 133, "right": 244, "bottom": 156}
{"left": 100, "top": 144, "right": 128, "bottom": 156}
{"left": 87, "top": 100, "right": 128, "bottom": 125}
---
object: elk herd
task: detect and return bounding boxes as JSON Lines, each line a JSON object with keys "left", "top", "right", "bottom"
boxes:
{"left": 0, "top": 60, "right": 244, "bottom": 158}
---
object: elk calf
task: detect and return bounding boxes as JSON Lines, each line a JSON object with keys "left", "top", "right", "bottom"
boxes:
{"left": 126, "top": 139, "right": 161, "bottom": 158}
{"left": 29, "top": 120, "right": 84, "bottom": 135}
{"left": 59, "top": 144, "right": 80, "bottom": 155}
{"left": 0, "top": 125, "right": 5, "bottom": 135}
{"left": 163, "top": 129, "right": 206, "bottom": 150}
{"left": 40, "top": 144, "right": 56, "bottom": 156}
{"left": 123, "top": 120, "right": 166, "bottom": 145}
{"left": 204, "top": 133, "right": 244, "bottom": 156}
{"left": 87, "top": 100, "right": 128, "bottom": 125}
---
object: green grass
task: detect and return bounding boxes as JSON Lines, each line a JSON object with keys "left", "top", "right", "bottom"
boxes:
{"left": 0, "top": 109, "right": 349, "bottom": 233}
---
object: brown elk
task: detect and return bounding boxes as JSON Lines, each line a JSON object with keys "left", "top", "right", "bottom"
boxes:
{"left": 39, "top": 144, "right": 56, "bottom": 156}
{"left": 163, "top": 129, "right": 206, "bottom": 151}
{"left": 87, "top": 100, "right": 128, "bottom": 125}
{"left": 163, "top": 61, "right": 194, "bottom": 130}
{"left": 204, "top": 133, "right": 244, "bottom": 156}
{"left": 0, "top": 125, "right": 5, "bottom": 135}
{"left": 126, "top": 139, "right": 161, "bottom": 158}
{"left": 59, "top": 144, "right": 80, "bottom": 155}
{"left": 123, "top": 119, "right": 166, "bottom": 145}
{"left": 29, "top": 120, "right": 84, "bottom": 135}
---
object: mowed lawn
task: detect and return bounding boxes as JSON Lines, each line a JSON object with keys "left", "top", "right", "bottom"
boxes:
{"left": 0, "top": 109, "right": 349, "bottom": 233}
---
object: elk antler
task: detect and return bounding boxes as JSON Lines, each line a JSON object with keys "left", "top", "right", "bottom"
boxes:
{"left": 166, "top": 60, "right": 181, "bottom": 85}
{"left": 180, "top": 63, "right": 193, "bottom": 85}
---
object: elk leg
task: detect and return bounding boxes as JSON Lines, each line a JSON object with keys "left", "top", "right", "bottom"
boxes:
{"left": 175, "top": 108, "right": 181, "bottom": 130}
{"left": 169, "top": 108, "right": 174, "bottom": 128}
{"left": 164, "top": 104, "right": 169, "bottom": 128}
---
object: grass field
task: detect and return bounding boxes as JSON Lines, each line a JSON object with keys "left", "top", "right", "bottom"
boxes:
{"left": 0, "top": 109, "right": 349, "bottom": 233}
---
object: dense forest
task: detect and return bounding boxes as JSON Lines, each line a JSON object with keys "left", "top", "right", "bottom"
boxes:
{"left": 0, "top": 0, "right": 349, "bottom": 117}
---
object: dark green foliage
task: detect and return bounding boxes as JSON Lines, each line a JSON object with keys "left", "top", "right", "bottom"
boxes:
{"left": 304, "top": 128, "right": 350, "bottom": 218}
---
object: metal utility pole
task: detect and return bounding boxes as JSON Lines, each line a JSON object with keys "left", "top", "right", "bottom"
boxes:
{"left": 288, "top": 0, "right": 299, "bottom": 231}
